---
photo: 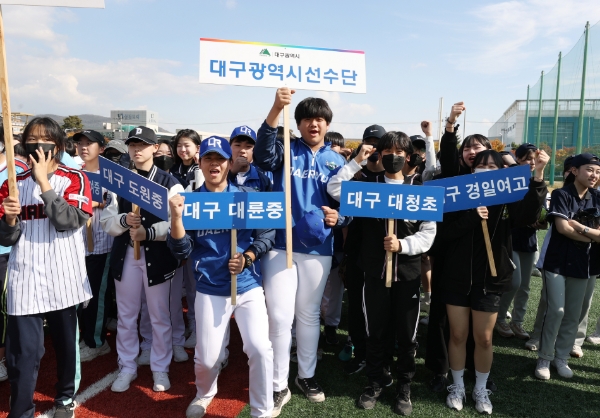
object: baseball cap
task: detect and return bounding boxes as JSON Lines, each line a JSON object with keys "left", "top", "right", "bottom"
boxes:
{"left": 73, "top": 130, "right": 105, "bottom": 145}
{"left": 563, "top": 155, "right": 575, "bottom": 173}
{"left": 292, "top": 210, "right": 331, "bottom": 249}
{"left": 363, "top": 124, "right": 386, "bottom": 141}
{"left": 104, "top": 139, "right": 127, "bottom": 154}
{"left": 409, "top": 135, "right": 426, "bottom": 151}
{"left": 515, "top": 143, "right": 537, "bottom": 159}
{"left": 200, "top": 136, "right": 232, "bottom": 159}
{"left": 125, "top": 126, "right": 157, "bottom": 145}
{"left": 571, "top": 152, "right": 600, "bottom": 168}
{"left": 230, "top": 125, "right": 257, "bottom": 143}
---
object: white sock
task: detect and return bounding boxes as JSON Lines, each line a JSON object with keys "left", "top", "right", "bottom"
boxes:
{"left": 424, "top": 292, "right": 431, "bottom": 304}
{"left": 475, "top": 370, "right": 489, "bottom": 392}
{"left": 450, "top": 369, "right": 464, "bottom": 387}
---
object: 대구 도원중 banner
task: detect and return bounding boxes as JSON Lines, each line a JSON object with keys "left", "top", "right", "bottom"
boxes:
{"left": 199, "top": 38, "right": 366, "bottom": 93}
{"left": 0, "top": 0, "right": 103, "bottom": 6}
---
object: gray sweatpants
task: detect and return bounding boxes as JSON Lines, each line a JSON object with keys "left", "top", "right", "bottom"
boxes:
{"left": 575, "top": 276, "right": 597, "bottom": 347}
{"left": 498, "top": 251, "right": 536, "bottom": 325}
{"left": 538, "top": 271, "right": 589, "bottom": 361}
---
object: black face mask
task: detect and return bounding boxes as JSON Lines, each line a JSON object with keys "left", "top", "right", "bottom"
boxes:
{"left": 25, "top": 143, "right": 56, "bottom": 162}
{"left": 381, "top": 154, "right": 406, "bottom": 174}
{"left": 153, "top": 155, "right": 175, "bottom": 171}
{"left": 407, "top": 154, "right": 423, "bottom": 168}
{"left": 367, "top": 152, "right": 379, "bottom": 163}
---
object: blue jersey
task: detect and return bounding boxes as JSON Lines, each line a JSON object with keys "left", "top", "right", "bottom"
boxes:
{"left": 167, "top": 182, "right": 275, "bottom": 297}
{"left": 228, "top": 163, "right": 272, "bottom": 192}
{"left": 254, "top": 121, "right": 347, "bottom": 256}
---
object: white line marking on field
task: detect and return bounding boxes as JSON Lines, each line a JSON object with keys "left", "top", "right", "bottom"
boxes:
{"left": 37, "top": 369, "right": 119, "bottom": 418}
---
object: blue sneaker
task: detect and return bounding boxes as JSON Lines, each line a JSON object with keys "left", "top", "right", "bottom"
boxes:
{"left": 339, "top": 341, "right": 354, "bottom": 362}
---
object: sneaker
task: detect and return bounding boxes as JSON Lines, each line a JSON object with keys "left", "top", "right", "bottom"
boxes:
{"left": 509, "top": 322, "right": 530, "bottom": 340}
{"left": 506, "top": 311, "right": 512, "bottom": 319}
{"left": 185, "top": 396, "right": 213, "bottom": 418}
{"left": 429, "top": 374, "right": 448, "bottom": 393}
{"left": 419, "top": 316, "right": 429, "bottom": 325}
{"left": 184, "top": 331, "right": 197, "bottom": 349}
{"left": 79, "top": 339, "right": 86, "bottom": 349}
{"left": 137, "top": 349, "right": 151, "bottom": 366}
{"left": 111, "top": 372, "right": 137, "bottom": 392}
{"left": 106, "top": 318, "right": 118, "bottom": 332}
{"left": 525, "top": 338, "right": 539, "bottom": 351}
{"left": 495, "top": 321, "right": 514, "bottom": 338}
{"left": 339, "top": 341, "right": 353, "bottom": 362}
{"left": 531, "top": 268, "right": 542, "bottom": 277}
{"left": 80, "top": 340, "right": 111, "bottom": 362}
{"left": 356, "top": 383, "right": 382, "bottom": 410}
{"left": 570, "top": 345, "right": 584, "bottom": 358}
{"left": 173, "top": 345, "right": 189, "bottom": 362}
{"left": 53, "top": 401, "right": 76, "bottom": 418}
{"left": 152, "top": 371, "right": 171, "bottom": 391}
{"left": 552, "top": 358, "right": 573, "bottom": 378}
{"left": 219, "top": 358, "right": 229, "bottom": 373}
{"left": 344, "top": 357, "right": 366, "bottom": 375}
{"left": 324, "top": 326, "right": 339, "bottom": 345}
{"left": 382, "top": 366, "right": 393, "bottom": 387}
{"left": 0, "top": 358, "right": 7, "bottom": 382}
{"left": 472, "top": 387, "right": 493, "bottom": 414}
{"left": 535, "top": 358, "right": 551, "bottom": 380}
{"left": 446, "top": 384, "right": 466, "bottom": 411}
{"left": 272, "top": 388, "right": 291, "bottom": 417}
{"left": 295, "top": 376, "right": 325, "bottom": 403}
{"left": 486, "top": 376, "right": 498, "bottom": 393}
{"left": 587, "top": 332, "right": 600, "bottom": 345}
{"left": 394, "top": 385, "right": 412, "bottom": 416}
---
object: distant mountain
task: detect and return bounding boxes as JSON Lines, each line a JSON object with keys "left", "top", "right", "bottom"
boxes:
{"left": 35, "top": 114, "right": 170, "bottom": 133}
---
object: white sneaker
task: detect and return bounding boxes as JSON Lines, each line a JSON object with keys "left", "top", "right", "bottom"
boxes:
{"left": 79, "top": 340, "right": 86, "bottom": 349}
{"left": 152, "top": 371, "right": 171, "bottom": 392}
{"left": 570, "top": 345, "right": 583, "bottom": 358}
{"left": 173, "top": 345, "right": 189, "bottom": 362}
{"left": 472, "top": 387, "right": 493, "bottom": 414}
{"left": 586, "top": 332, "right": 600, "bottom": 345}
{"left": 80, "top": 341, "right": 111, "bottom": 362}
{"left": 552, "top": 358, "right": 573, "bottom": 378}
{"left": 506, "top": 311, "right": 512, "bottom": 319}
{"left": 0, "top": 358, "right": 7, "bottom": 382}
{"left": 184, "top": 331, "right": 196, "bottom": 349}
{"left": 446, "top": 384, "right": 466, "bottom": 411}
{"left": 186, "top": 396, "right": 214, "bottom": 418}
{"left": 111, "top": 372, "right": 137, "bottom": 392}
{"left": 535, "top": 358, "right": 551, "bottom": 380}
{"left": 106, "top": 318, "right": 118, "bottom": 332}
{"left": 137, "top": 349, "right": 151, "bottom": 366}
{"left": 525, "top": 338, "right": 539, "bottom": 351}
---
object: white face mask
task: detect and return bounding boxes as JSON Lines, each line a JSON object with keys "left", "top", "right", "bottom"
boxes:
{"left": 474, "top": 168, "right": 493, "bottom": 174}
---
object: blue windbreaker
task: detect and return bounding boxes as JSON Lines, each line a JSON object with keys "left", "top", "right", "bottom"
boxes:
{"left": 254, "top": 121, "right": 348, "bottom": 255}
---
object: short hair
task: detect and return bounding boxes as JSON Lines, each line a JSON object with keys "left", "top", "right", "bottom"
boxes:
{"left": 65, "top": 138, "right": 76, "bottom": 157}
{"left": 458, "top": 134, "right": 491, "bottom": 159}
{"left": 376, "top": 131, "right": 413, "bottom": 155}
{"left": 22, "top": 117, "right": 66, "bottom": 164}
{"left": 325, "top": 131, "right": 344, "bottom": 148}
{"left": 172, "top": 129, "right": 201, "bottom": 165}
{"left": 276, "top": 126, "right": 297, "bottom": 142}
{"left": 472, "top": 150, "right": 504, "bottom": 170}
{"left": 294, "top": 97, "right": 333, "bottom": 125}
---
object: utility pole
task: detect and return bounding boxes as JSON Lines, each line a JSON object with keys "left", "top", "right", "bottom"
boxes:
{"left": 576, "top": 21, "right": 590, "bottom": 154}
{"left": 550, "top": 52, "right": 562, "bottom": 186}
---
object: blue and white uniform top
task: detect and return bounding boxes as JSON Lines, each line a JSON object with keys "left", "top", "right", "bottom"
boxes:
{"left": 167, "top": 182, "right": 275, "bottom": 297}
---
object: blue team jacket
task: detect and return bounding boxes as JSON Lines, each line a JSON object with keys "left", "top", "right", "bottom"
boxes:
{"left": 254, "top": 121, "right": 348, "bottom": 256}
{"left": 228, "top": 163, "right": 272, "bottom": 192}
{"left": 167, "top": 182, "right": 275, "bottom": 297}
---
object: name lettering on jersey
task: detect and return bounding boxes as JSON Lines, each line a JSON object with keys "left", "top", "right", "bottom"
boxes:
{"left": 196, "top": 229, "right": 228, "bottom": 237}
{"left": 69, "top": 194, "right": 90, "bottom": 205}
{"left": 290, "top": 167, "right": 329, "bottom": 183}
{"left": 21, "top": 204, "right": 48, "bottom": 220}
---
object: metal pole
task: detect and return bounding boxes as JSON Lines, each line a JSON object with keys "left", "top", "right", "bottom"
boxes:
{"left": 577, "top": 21, "right": 590, "bottom": 154}
{"left": 550, "top": 52, "right": 562, "bottom": 186}
{"left": 536, "top": 71, "right": 544, "bottom": 147}
{"left": 463, "top": 108, "right": 466, "bottom": 139}
{"left": 523, "top": 85, "right": 530, "bottom": 143}
{"left": 438, "top": 97, "right": 443, "bottom": 141}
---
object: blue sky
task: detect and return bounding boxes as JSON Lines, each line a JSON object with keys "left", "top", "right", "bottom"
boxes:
{"left": 3, "top": 0, "right": 600, "bottom": 139}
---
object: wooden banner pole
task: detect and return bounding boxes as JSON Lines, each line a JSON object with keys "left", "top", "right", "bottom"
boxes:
{"left": 385, "top": 219, "right": 394, "bottom": 287}
{"left": 283, "top": 104, "right": 293, "bottom": 269}
{"left": 481, "top": 219, "right": 497, "bottom": 277}
{"left": 231, "top": 229, "right": 238, "bottom": 305}
{"left": 132, "top": 204, "right": 141, "bottom": 260}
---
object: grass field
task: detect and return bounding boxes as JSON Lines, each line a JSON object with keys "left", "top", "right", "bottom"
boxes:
{"left": 238, "top": 229, "right": 600, "bottom": 417}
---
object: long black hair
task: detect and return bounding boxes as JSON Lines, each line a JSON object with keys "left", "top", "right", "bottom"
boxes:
{"left": 172, "top": 129, "right": 201, "bottom": 166}
{"left": 472, "top": 149, "right": 504, "bottom": 170}
{"left": 22, "top": 117, "right": 66, "bottom": 164}
{"left": 459, "top": 134, "right": 491, "bottom": 165}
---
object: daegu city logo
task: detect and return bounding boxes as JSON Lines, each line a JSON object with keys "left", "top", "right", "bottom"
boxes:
{"left": 259, "top": 48, "right": 270, "bottom": 57}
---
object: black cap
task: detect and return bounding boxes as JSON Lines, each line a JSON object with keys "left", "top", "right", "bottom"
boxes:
{"left": 571, "top": 153, "right": 600, "bottom": 168}
{"left": 125, "top": 126, "right": 157, "bottom": 145}
{"left": 515, "top": 143, "right": 537, "bottom": 159}
{"left": 73, "top": 130, "right": 105, "bottom": 145}
{"left": 105, "top": 139, "right": 128, "bottom": 154}
{"left": 363, "top": 124, "right": 386, "bottom": 141}
{"left": 409, "top": 135, "right": 426, "bottom": 151}
{"left": 563, "top": 155, "right": 575, "bottom": 173}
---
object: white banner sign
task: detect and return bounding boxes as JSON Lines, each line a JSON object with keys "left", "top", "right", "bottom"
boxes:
{"left": 0, "top": 0, "right": 103, "bottom": 7}
{"left": 199, "top": 38, "right": 366, "bottom": 94}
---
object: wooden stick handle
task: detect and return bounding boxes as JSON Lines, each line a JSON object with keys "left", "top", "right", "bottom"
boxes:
{"left": 283, "top": 104, "right": 293, "bottom": 269}
{"left": 385, "top": 219, "right": 394, "bottom": 288}
{"left": 86, "top": 218, "right": 94, "bottom": 253}
{"left": 0, "top": 6, "right": 17, "bottom": 198}
{"left": 132, "top": 204, "right": 141, "bottom": 260}
{"left": 231, "top": 229, "right": 237, "bottom": 305}
{"left": 481, "top": 219, "right": 497, "bottom": 277}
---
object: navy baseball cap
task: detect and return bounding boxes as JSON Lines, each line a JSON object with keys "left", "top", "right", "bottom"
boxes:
{"left": 126, "top": 126, "right": 157, "bottom": 145}
{"left": 200, "top": 136, "right": 232, "bottom": 159}
{"left": 571, "top": 152, "right": 600, "bottom": 168}
{"left": 230, "top": 125, "right": 257, "bottom": 143}
{"left": 409, "top": 135, "right": 426, "bottom": 151}
{"left": 563, "top": 155, "right": 575, "bottom": 173}
{"left": 515, "top": 143, "right": 537, "bottom": 159}
{"left": 73, "top": 130, "right": 105, "bottom": 145}
{"left": 363, "top": 125, "right": 386, "bottom": 141}
{"left": 292, "top": 210, "right": 331, "bottom": 249}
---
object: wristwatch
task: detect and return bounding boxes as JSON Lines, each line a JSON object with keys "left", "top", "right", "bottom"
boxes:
{"left": 582, "top": 227, "right": 590, "bottom": 234}
{"left": 243, "top": 253, "right": 253, "bottom": 270}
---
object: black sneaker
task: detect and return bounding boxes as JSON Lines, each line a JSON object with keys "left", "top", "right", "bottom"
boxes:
{"left": 324, "top": 326, "right": 339, "bottom": 345}
{"left": 295, "top": 376, "right": 325, "bottom": 403}
{"left": 429, "top": 373, "right": 448, "bottom": 393}
{"left": 272, "top": 387, "right": 291, "bottom": 417}
{"left": 487, "top": 375, "right": 498, "bottom": 393}
{"left": 382, "top": 366, "right": 394, "bottom": 387}
{"left": 345, "top": 357, "right": 366, "bottom": 375}
{"left": 357, "top": 383, "right": 382, "bottom": 410}
{"left": 394, "top": 386, "right": 413, "bottom": 416}
{"left": 53, "top": 402, "right": 76, "bottom": 418}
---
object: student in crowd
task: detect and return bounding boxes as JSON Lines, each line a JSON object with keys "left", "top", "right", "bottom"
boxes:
{"left": 328, "top": 131, "right": 436, "bottom": 416}
{"left": 73, "top": 130, "right": 114, "bottom": 363}
{"left": 14, "top": 141, "right": 29, "bottom": 171}
{"left": 103, "top": 139, "right": 130, "bottom": 168}
{"left": 153, "top": 138, "right": 176, "bottom": 172}
{"left": 495, "top": 143, "right": 548, "bottom": 340}
{"left": 167, "top": 136, "right": 275, "bottom": 418}
{"left": 253, "top": 88, "right": 349, "bottom": 414}
{"left": 0, "top": 117, "right": 93, "bottom": 418}
{"left": 535, "top": 153, "right": 600, "bottom": 380}
{"left": 228, "top": 125, "right": 272, "bottom": 192}
{"left": 172, "top": 129, "right": 201, "bottom": 189}
{"left": 101, "top": 126, "right": 184, "bottom": 393}
{"left": 60, "top": 137, "right": 81, "bottom": 169}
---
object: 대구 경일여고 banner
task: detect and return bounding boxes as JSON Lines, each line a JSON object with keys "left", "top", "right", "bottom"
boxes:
{"left": 199, "top": 38, "right": 366, "bottom": 93}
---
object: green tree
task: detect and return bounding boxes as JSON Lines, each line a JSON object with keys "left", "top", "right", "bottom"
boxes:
{"left": 62, "top": 115, "right": 83, "bottom": 130}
